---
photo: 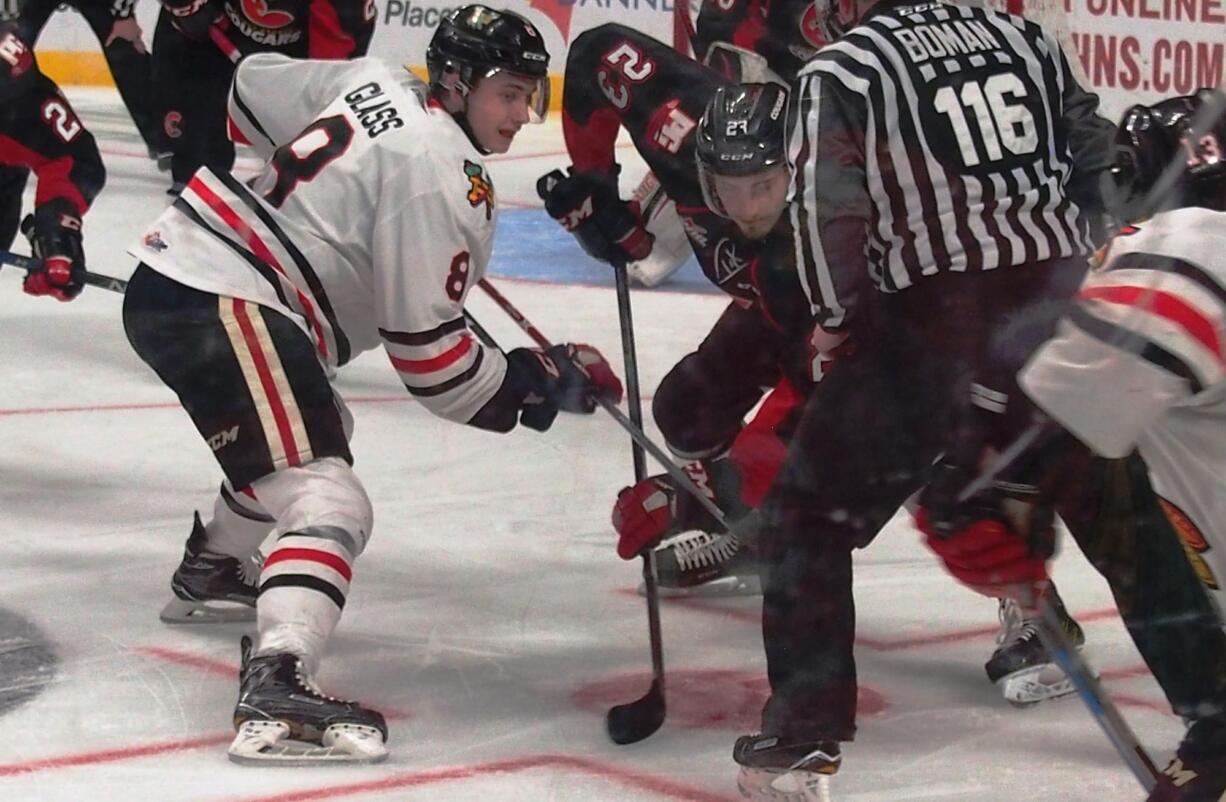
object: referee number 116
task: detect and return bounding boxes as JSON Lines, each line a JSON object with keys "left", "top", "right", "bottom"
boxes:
{"left": 933, "top": 73, "right": 1039, "bottom": 167}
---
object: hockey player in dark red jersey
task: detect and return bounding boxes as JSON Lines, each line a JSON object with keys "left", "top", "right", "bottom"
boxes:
{"left": 0, "top": 25, "right": 104, "bottom": 301}
{"left": 625, "top": 0, "right": 824, "bottom": 287}
{"left": 152, "top": 0, "right": 374, "bottom": 191}
{"left": 13, "top": 0, "right": 164, "bottom": 163}
{"left": 690, "top": 0, "right": 824, "bottom": 84}
{"left": 541, "top": 24, "right": 812, "bottom": 597}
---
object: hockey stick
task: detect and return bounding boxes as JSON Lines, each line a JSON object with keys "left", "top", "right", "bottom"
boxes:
{"left": 673, "top": 0, "right": 697, "bottom": 57}
{"left": 1035, "top": 598, "right": 1159, "bottom": 792}
{"left": 602, "top": 262, "right": 667, "bottom": 745}
{"left": 478, "top": 276, "right": 762, "bottom": 743}
{"left": 0, "top": 251, "right": 129, "bottom": 294}
{"left": 474, "top": 279, "right": 738, "bottom": 527}
{"left": 209, "top": 24, "right": 242, "bottom": 65}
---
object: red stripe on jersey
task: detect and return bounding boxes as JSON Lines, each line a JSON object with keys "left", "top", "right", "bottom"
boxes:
{"left": 227, "top": 114, "right": 252, "bottom": 146}
{"left": 562, "top": 108, "right": 620, "bottom": 175}
{"left": 388, "top": 334, "right": 474, "bottom": 375}
{"left": 1080, "top": 284, "right": 1225, "bottom": 361}
{"left": 231, "top": 299, "right": 304, "bottom": 467}
{"left": 188, "top": 176, "right": 330, "bottom": 360}
{"left": 265, "top": 547, "right": 353, "bottom": 581}
{"left": 0, "top": 134, "right": 88, "bottom": 215}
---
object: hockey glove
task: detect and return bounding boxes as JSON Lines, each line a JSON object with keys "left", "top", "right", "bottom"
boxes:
{"left": 612, "top": 462, "right": 722, "bottom": 560}
{"left": 541, "top": 343, "right": 623, "bottom": 412}
{"left": 160, "top": 0, "right": 223, "bottom": 42}
{"left": 508, "top": 343, "right": 623, "bottom": 432}
{"left": 914, "top": 457, "right": 1055, "bottom": 602}
{"left": 21, "top": 199, "right": 85, "bottom": 302}
{"left": 807, "top": 325, "right": 856, "bottom": 383}
{"left": 537, "top": 167, "right": 653, "bottom": 266}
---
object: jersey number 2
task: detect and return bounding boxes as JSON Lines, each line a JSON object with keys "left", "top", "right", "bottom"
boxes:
{"left": 933, "top": 74, "right": 1038, "bottom": 168}
{"left": 262, "top": 116, "right": 355, "bottom": 208}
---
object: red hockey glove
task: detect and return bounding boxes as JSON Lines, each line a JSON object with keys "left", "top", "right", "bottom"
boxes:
{"left": 612, "top": 462, "right": 721, "bottom": 560}
{"left": 21, "top": 200, "right": 85, "bottom": 302}
{"left": 613, "top": 478, "right": 678, "bottom": 560}
{"left": 537, "top": 167, "right": 653, "bottom": 266}
{"left": 915, "top": 508, "right": 1050, "bottom": 600}
{"left": 160, "top": 0, "right": 223, "bottom": 41}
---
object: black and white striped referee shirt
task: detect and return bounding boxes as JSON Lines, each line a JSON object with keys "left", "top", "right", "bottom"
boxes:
{"left": 788, "top": 0, "right": 1115, "bottom": 328}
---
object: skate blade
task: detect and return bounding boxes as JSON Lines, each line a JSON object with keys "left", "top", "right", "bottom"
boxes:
{"left": 737, "top": 766, "right": 833, "bottom": 802}
{"left": 998, "top": 663, "right": 1078, "bottom": 707}
{"left": 227, "top": 720, "right": 388, "bottom": 766}
{"left": 640, "top": 574, "right": 762, "bottom": 598}
{"left": 159, "top": 597, "right": 255, "bottom": 625}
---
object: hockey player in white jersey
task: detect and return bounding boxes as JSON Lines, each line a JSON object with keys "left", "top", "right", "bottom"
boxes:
{"left": 1019, "top": 89, "right": 1226, "bottom": 802}
{"left": 914, "top": 88, "right": 1226, "bottom": 802}
{"left": 122, "top": 5, "right": 622, "bottom": 765}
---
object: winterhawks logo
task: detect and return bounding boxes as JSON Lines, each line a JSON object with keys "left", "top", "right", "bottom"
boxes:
{"left": 464, "top": 160, "right": 494, "bottom": 220}
{"left": 1160, "top": 497, "right": 1218, "bottom": 589}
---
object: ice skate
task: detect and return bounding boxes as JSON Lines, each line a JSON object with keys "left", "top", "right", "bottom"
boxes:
{"left": 228, "top": 636, "right": 388, "bottom": 765}
{"left": 734, "top": 733, "right": 840, "bottom": 802}
{"left": 159, "top": 513, "right": 262, "bottom": 624}
{"left": 639, "top": 530, "right": 761, "bottom": 598}
{"left": 986, "top": 592, "right": 1085, "bottom": 706}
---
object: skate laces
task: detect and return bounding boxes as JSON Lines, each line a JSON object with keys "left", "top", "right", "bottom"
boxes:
{"left": 996, "top": 598, "right": 1039, "bottom": 648}
{"left": 674, "top": 531, "right": 741, "bottom": 571}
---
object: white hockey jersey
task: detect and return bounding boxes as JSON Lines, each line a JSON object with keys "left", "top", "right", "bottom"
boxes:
{"left": 1020, "top": 206, "right": 1226, "bottom": 593}
{"left": 129, "top": 54, "right": 507, "bottom": 425}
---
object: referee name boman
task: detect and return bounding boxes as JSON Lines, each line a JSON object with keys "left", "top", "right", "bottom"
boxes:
{"left": 893, "top": 19, "right": 1002, "bottom": 64}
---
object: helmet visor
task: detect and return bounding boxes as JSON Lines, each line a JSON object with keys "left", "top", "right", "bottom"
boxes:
{"left": 482, "top": 67, "right": 550, "bottom": 124}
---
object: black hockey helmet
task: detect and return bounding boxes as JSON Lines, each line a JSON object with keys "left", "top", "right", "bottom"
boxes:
{"left": 426, "top": 5, "right": 551, "bottom": 122}
{"left": 696, "top": 82, "right": 789, "bottom": 217}
{"left": 1108, "top": 88, "right": 1226, "bottom": 219}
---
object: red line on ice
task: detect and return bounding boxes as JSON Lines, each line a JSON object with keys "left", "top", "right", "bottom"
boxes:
{"left": 216, "top": 753, "right": 736, "bottom": 802}
{"left": 133, "top": 645, "right": 235, "bottom": 678}
{"left": 0, "top": 733, "right": 230, "bottom": 777}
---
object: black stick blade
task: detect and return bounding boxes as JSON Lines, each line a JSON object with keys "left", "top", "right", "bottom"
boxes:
{"left": 606, "top": 679, "right": 665, "bottom": 745}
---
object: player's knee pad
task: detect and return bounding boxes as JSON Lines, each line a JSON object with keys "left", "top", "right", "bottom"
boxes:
{"left": 653, "top": 358, "right": 740, "bottom": 460}
{"left": 249, "top": 457, "right": 373, "bottom": 556}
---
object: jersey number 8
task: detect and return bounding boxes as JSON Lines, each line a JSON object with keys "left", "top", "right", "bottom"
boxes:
{"left": 261, "top": 116, "right": 356, "bottom": 208}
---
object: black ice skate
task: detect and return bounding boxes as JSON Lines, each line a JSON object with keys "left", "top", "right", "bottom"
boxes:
{"left": 734, "top": 733, "right": 840, "bottom": 802}
{"left": 228, "top": 636, "right": 388, "bottom": 765}
{"left": 642, "top": 530, "right": 761, "bottom": 598}
{"left": 159, "top": 513, "right": 262, "bottom": 624}
{"left": 986, "top": 591, "right": 1085, "bottom": 706}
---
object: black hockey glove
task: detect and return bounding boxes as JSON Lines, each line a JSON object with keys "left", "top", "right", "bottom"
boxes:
{"left": 20, "top": 198, "right": 85, "bottom": 302}
{"left": 160, "top": 0, "right": 223, "bottom": 42}
{"left": 537, "top": 167, "right": 654, "bottom": 266}
{"left": 507, "top": 343, "right": 624, "bottom": 432}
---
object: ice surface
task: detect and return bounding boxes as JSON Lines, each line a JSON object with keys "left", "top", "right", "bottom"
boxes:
{"left": 0, "top": 88, "right": 1181, "bottom": 801}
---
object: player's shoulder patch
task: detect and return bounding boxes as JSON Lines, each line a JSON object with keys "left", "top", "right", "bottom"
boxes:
{"left": 463, "top": 159, "right": 494, "bottom": 221}
{"left": 0, "top": 30, "right": 35, "bottom": 81}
